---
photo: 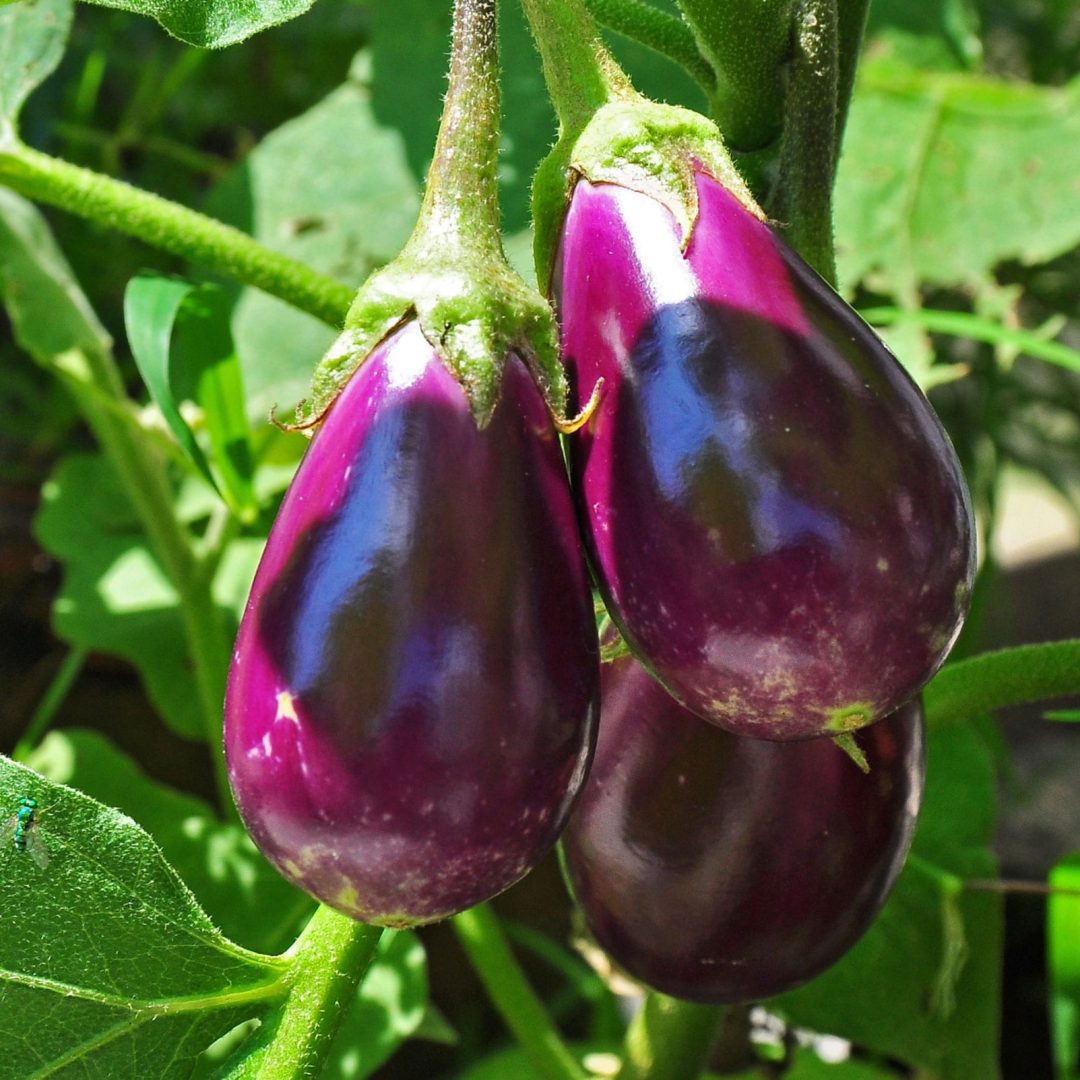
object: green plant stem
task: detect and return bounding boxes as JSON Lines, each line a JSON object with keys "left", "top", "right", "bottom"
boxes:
{"left": 676, "top": 0, "right": 791, "bottom": 150}
{"left": 421, "top": 0, "right": 502, "bottom": 242}
{"left": 583, "top": 0, "right": 715, "bottom": 93}
{"left": 518, "top": 0, "right": 637, "bottom": 133}
{"left": 836, "top": 0, "right": 870, "bottom": 139}
{"left": 253, "top": 907, "right": 383, "bottom": 1079}
{"left": 924, "top": 640, "right": 1080, "bottom": 728}
{"left": 616, "top": 993, "right": 724, "bottom": 1080}
{"left": 0, "top": 141, "right": 352, "bottom": 326}
{"left": 776, "top": 0, "right": 839, "bottom": 285}
{"left": 12, "top": 647, "right": 88, "bottom": 762}
{"left": 860, "top": 306, "right": 1080, "bottom": 375}
{"left": 52, "top": 348, "right": 235, "bottom": 813}
{"left": 453, "top": 903, "right": 585, "bottom": 1080}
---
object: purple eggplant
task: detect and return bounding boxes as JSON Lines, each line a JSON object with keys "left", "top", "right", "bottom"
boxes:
{"left": 554, "top": 169, "right": 974, "bottom": 740}
{"left": 225, "top": 322, "right": 599, "bottom": 927}
{"left": 563, "top": 653, "right": 925, "bottom": 1003}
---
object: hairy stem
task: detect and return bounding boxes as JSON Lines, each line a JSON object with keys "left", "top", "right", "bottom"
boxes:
{"left": 924, "top": 640, "right": 1080, "bottom": 728}
{"left": 453, "top": 903, "right": 585, "bottom": 1080}
{"left": 251, "top": 907, "right": 383, "bottom": 1079}
{"left": 676, "top": 0, "right": 792, "bottom": 150}
{"left": 836, "top": 0, "right": 870, "bottom": 139}
{"left": 421, "top": 0, "right": 503, "bottom": 242}
{"left": 584, "top": 0, "right": 715, "bottom": 92}
{"left": 519, "top": 0, "right": 637, "bottom": 133}
{"left": 775, "top": 0, "right": 839, "bottom": 284}
{"left": 0, "top": 142, "right": 352, "bottom": 326}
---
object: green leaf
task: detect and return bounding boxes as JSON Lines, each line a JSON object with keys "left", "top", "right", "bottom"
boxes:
{"left": 0, "top": 187, "right": 112, "bottom": 365}
{"left": 783, "top": 1048, "right": 904, "bottom": 1079}
{"left": 775, "top": 721, "right": 1002, "bottom": 1078}
{"left": 206, "top": 54, "right": 420, "bottom": 422}
{"left": 836, "top": 63, "right": 1080, "bottom": 297}
{"left": 321, "top": 930, "right": 429, "bottom": 1080}
{"left": 0, "top": 0, "right": 71, "bottom": 136}
{"left": 75, "top": 0, "right": 316, "bottom": 50}
{"left": 33, "top": 452, "right": 264, "bottom": 740}
{"left": 25, "top": 729, "right": 310, "bottom": 953}
{"left": 124, "top": 275, "right": 256, "bottom": 518}
{"left": 125, "top": 275, "right": 222, "bottom": 495}
{"left": 1049, "top": 853, "right": 1080, "bottom": 1079}
{"left": 865, "top": 0, "right": 982, "bottom": 73}
{"left": 0, "top": 753, "right": 284, "bottom": 1078}
{"left": 1047, "top": 710, "right": 1080, "bottom": 724}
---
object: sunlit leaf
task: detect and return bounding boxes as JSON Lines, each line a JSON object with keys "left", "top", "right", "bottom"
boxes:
{"left": 0, "top": 0, "right": 71, "bottom": 134}
{"left": 0, "top": 754, "right": 283, "bottom": 1078}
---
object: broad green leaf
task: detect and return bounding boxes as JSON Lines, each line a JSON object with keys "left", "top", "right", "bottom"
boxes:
{"left": 1049, "top": 853, "right": 1080, "bottom": 1078}
{"left": 33, "top": 452, "right": 265, "bottom": 739}
{"left": 776, "top": 721, "right": 1002, "bottom": 1078}
{"left": 0, "top": 188, "right": 112, "bottom": 364}
{"left": 124, "top": 275, "right": 256, "bottom": 518}
{"left": 26, "top": 729, "right": 309, "bottom": 953}
{"left": 864, "top": 0, "right": 982, "bottom": 72}
{"left": 0, "top": 754, "right": 283, "bottom": 1078}
{"left": 76, "top": 0, "right": 316, "bottom": 50}
{"left": 836, "top": 63, "right": 1080, "bottom": 297}
{"left": 206, "top": 53, "right": 420, "bottom": 422}
{"left": 23, "top": 732, "right": 430, "bottom": 1076}
{"left": 0, "top": 0, "right": 71, "bottom": 136}
{"left": 321, "top": 930, "right": 429, "bottom": 1079}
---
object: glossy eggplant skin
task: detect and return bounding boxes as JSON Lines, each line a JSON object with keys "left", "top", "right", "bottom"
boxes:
{"left": 563, "top": 655, "right": 925, "bottom": 1003}
{"left": 225, "top": 322, "right": 599, "bottom": 927}
{"left": 554, "top": 170, "right": 975, "bottom": 740}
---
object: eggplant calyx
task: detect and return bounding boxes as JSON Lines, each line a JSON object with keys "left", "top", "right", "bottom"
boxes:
{"left": 532, "top": 99, "right": 763, "bottom": 291}
{"left": 295, "top": 221, "right": 567, "bottom": 431}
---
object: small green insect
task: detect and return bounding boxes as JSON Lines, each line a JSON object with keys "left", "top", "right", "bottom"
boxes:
{"left": 4, "top": 795, "right": 50, "bottom": 868}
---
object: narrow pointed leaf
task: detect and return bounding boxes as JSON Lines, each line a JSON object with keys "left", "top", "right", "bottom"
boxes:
{"left": 124, "top": 275, "right": 223, "bottom": 498}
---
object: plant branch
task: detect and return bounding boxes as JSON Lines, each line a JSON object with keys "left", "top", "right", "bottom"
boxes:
{"left": 453, "top": 903, "right": 585, "bottom": 1080}
{"left": 422, "top": 0, "right": 502, "bottom": 239}
{"left": 775, "top": 0, "right": 839, "bottom": 284}
{"left": 12, "top": 647, "right": 88, "bottom": 761}
{"left": 836, "top": 0, "right": 870, "bottom": 140}
{"left": 860, "top": 306, "right": 1080, "bottom": 375}
{"left": 519, "top": 0, "right": 637, "bottom": 134}
{"left": 48, "top": 349, "right": 236, "bottom": 812}
{"left": 246, "top": 907, "right": 383, "bottom": 1079}
{"left": 924, "top": 640, "right": 1080, "bottom": 728}
{"left": 615, "top": 993, "right": 724, "bottom": 1080}
{"left": 676, "top": 0, "right": 791, "bottom": 150}
{"left": 0, "top": 142, "right": 353, "bottom": 326}
{"left": 583, "top": 0, "right": 715, "bottom": 93}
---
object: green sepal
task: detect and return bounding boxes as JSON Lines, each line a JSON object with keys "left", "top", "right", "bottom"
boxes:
{"left": 297, "top": 222, "right": 566, "bottom": 431}
{"left": 532, "top": 98, "right": 763, "bottom": 292}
